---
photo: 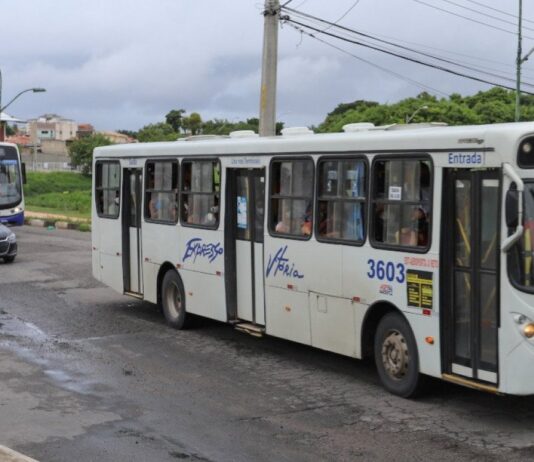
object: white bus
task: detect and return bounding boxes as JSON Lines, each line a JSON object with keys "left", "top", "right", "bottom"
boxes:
{"left": 0, "top": 143, "right": 25, "bottom": 226}
{"left": 92, "top": 122, "right": 534, "bottom": 397}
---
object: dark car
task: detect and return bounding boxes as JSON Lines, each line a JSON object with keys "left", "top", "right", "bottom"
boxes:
{"left": 0, "top": 224, "right": 17, "bottom": 263}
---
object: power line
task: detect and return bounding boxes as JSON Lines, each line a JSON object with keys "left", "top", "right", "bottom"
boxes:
{"left": 282, "top": 7, "right": 534, "bottom": 87}
{"left": 355, "top": 28, "right": 534, "bottom": 74}
{"left": 412, "top": 0, "right": 534, "bottom": 40}
{"left": 285, "top": 21, "right": 451, "bottom": 97}
{"left": 435, "top": 0, "right": 534, "bottom": 32}
{"left": 281, "top": 16, "right": 534, "bottom": 95}
{"left": 322, "top": 0, "right": 361, "bottom": 32}
{"left": 463, "top": 0, "right": 534, "bottom": 25}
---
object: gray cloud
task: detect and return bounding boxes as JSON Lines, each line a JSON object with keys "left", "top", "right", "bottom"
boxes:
{"left": 0, "top": 0, "right": 531, "bottom": 130}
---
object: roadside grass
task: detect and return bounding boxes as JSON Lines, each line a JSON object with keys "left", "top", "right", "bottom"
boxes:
{"left": 25, "top": 172, "right": 92, "bottom": 219}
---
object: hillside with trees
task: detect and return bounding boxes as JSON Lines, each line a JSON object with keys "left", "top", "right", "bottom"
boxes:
{"left": 316, "top": 88, "right": 534, "bottom": 132}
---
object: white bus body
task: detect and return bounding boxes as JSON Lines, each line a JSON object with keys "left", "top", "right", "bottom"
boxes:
{"left": 92, "top": 122, "right": 534, "bottom": 397}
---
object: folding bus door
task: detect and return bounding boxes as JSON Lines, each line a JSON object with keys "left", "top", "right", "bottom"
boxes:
{"left": 122, "top": 168, "right": 143, "bottom": 295}
{"left": 225, "top": 168, "right": 266, "bottom": 325}
{"left": 442, "top": 168, "right": 500, "bottom": 385}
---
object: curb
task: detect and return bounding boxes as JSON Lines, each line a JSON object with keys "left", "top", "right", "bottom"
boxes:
{"left": 0, "top": 445, "right": 38, "bottom": 462}
{"left": 24, "top": 217, "right": 91, "bottom": 232}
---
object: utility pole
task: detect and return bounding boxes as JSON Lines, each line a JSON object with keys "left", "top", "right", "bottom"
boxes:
{"left": 516, "top": 0, "right": 523, "bottom": 122}
{"left": 259, "top": 0, "right": 280, "bottom": 137}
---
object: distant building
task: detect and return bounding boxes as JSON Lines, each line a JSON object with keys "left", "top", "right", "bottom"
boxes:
{"left": 77, "top": 123, "right": 95, "bottom": 138}
{"left": 5, "top": 134, "right": 31, "bottom": 146}
{"left": 98, "top": 131, "right": 136, "bottom": 144}
{"left": 27, "top": 114, "right": 78, "bottom": 142}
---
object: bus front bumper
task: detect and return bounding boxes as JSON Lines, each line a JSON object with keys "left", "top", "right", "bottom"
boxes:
{"left": 0, "top": 211, "right": 24, "bottom": 226}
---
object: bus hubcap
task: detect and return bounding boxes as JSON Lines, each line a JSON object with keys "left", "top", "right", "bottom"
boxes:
{"left": 381, "top": 330, "right": 409, "bottom": 379}
{"left": 166, "top": 282, "right": 182, "bottom": 319}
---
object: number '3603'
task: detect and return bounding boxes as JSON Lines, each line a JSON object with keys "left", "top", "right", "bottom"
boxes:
{"left": 367, "top": 259, "right": 405, "bottom": 283}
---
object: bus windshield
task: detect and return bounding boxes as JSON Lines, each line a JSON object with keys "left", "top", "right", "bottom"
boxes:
{"left": 0, "top": 158, "right": 22, "bottom": 207}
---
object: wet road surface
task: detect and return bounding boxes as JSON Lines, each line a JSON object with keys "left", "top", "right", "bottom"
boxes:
{"left": 1, "top": 226, "right": 534, "bottom": 461}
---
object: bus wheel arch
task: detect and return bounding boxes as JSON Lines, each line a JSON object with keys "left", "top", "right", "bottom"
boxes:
{"left": 157, "top": 262, "right": 176, "bottom": 308}
{"left": 158, "top": 263, "right": 189, "bottom": 329}
{"left": 361, "top": 301, "right": 398, "bottom": 360}
{"left": 361, "top": 301, "right": 422, "bottom": 398}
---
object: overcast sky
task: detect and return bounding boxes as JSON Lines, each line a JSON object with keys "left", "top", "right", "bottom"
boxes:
{"left": 1, "top": 0, "right": 533, "bottom": 131}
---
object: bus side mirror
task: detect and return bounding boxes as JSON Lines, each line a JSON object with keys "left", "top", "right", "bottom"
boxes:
{"left": 21, "top": 163, "right": 27, "bottom": 185}
{"left": 506, "top": 187, "right": 519, "bottom": 229}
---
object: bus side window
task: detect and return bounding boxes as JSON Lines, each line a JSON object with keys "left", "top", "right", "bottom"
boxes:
{"left": 95, "top": 161, "right": 121, "bottom": 219}
{"left": 316, "top": 157, "right": 366, "bottom": 243}
{"left": 269, "top": 158, "right": 314, "bottom": 238}
{"left": 145, "top": 160, "right": 178, "bottom": 224}
{"left": 180, "top": 160, "right": 220, "bottom": 228}
{"left": 371, "top": 158, "right": 431, "bottom": 250}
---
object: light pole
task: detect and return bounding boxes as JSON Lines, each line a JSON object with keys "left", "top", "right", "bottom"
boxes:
{"left": 0, "top": 70, "right": 46, "bottom": 141}
{"left": 516, "top": 0, "right": 523, "bottom": 122}
{"left": 406, "top": 105, "right": 428, "bottom": 124}
{"left": 259, "top": 0, "right": 280, "bottom": 137}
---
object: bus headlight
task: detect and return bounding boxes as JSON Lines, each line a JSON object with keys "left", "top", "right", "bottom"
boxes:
{"left": 512, "top": 313, "right": 534, "bottom": 340}
{"left": 524, "top": 324, "right": 534, "bottom": 338}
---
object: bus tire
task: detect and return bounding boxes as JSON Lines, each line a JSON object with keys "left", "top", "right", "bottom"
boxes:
{"left": 374, "top": 312, "right": 421, "bottom": 398}
{"left": 3, "top": 256, "right": 15, "bottom": 263}
{"left": 161, "top": 270, "right": 188, "bottom": 329}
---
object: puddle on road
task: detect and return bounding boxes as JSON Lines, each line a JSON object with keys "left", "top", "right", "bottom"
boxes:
{"left": 0, "top": 311, "right": 98, "bottom": 395}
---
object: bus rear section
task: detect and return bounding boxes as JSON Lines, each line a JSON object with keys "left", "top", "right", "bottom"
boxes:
{"left": 0, "top": 143, "right": 24, "bottom": 226}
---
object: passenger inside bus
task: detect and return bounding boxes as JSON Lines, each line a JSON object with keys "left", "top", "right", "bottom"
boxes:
{"left": 300, "top": 203, "right": 312, "bottom": 236}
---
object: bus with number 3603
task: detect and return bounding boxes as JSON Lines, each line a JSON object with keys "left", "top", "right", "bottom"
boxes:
{"left": 92, "top": 122, "right": 534, "bottom": 397}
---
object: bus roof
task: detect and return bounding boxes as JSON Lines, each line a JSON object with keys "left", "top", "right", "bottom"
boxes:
{"left": 93, "top": 122, "right": 534, "bottom": 160}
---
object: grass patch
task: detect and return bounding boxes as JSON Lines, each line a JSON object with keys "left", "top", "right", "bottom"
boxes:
{"left": 25, "top": 172, "right": 92, "bottom": 219}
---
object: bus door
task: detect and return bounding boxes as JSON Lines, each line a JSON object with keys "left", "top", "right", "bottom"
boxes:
{"left": 225, "top": 168, "right": 266, "bottom": 325}
{"left": 122, "top": 168, "right": 143, "bottom": 295}
{"left": 443, "top": 168, "right": 500, "bottom": 384}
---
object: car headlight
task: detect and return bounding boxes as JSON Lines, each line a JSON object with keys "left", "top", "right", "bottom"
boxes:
{"left": 7, "top": 233, "right": 16, "bottom": 242}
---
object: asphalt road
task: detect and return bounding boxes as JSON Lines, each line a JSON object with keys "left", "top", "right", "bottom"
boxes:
{"left": 1, "top": 226, "right": 534, "bottom": 462}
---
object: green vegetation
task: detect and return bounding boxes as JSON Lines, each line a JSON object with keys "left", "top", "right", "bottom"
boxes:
{"left": 25, "top": 172, "right": 92, "bottom": 218}
{"left": 316, "top": 88, "right": 534, "bottom": 132}
{"left": 125, "top": 111, "right": 285, "bottom": 142}
{"left": 68, "top": 133, "right": 112, "bottom": 175}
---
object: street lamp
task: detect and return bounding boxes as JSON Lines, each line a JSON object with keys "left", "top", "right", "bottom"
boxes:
{"left": 406, "top": 105, "right": 428, "bottom": 124}
{"left": 0, "top": 70, "right": 46, "bottom": 141}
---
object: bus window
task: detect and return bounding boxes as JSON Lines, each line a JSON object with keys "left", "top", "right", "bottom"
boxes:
{"left": 509, "top": 182, "right": 534, "bottom": 290}
{"left": 371, "top": 159, "right": 431, "bottom": 250}
{"left": 180, "top": 160, "right": 220, "bottom": 228}
{"left": 145, "top": 160, "right": 178, "bottom": 224}
{"left": 317, "top": 158, "right": 366, "bottom": 243}
{"left": 270, "top": 158, "right": 314, "bottom": 238}
{"left": 95, "top": 161, "right": 121, "bottom": 218}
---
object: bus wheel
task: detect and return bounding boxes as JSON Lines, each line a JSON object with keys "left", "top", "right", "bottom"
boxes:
{"left": 161, "top": 270, "right": 188, "bottom": 329}
{"left": 374, "top": 312, "right": 421, "bottom": 398}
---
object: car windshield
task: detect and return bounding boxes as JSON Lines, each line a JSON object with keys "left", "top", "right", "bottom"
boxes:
{"left": 509, "top": 182, "right": 534, "bottom": 289}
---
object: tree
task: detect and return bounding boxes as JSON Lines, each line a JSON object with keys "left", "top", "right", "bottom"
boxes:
{"left": 316, "top": 87, "right": 534, "bottom": 132}
{"left": 182, "top": 112, "right": 203, "bottom": 135}
{"left": 68, "top": 134, "right": 112, "bottom": 175}
{"left": 165, "top": 109, "right": 186, "bottom": 132}
{"left": 137, "top": 123, "right": 179, "bottom": 142}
